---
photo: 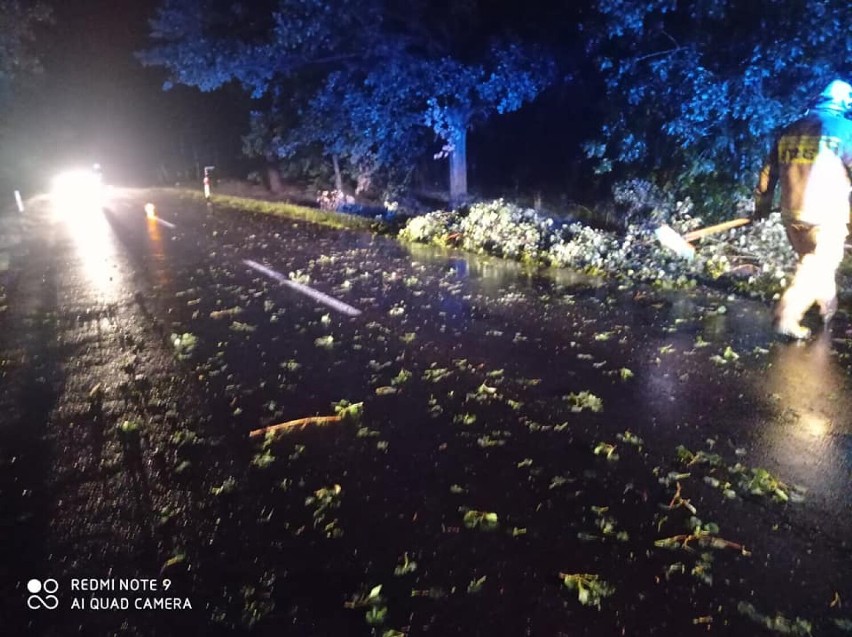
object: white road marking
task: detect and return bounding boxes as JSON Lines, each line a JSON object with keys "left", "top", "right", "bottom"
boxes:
{"left": 154, "top": 217, "right": 176, "bottom": 229}
{"left": 243, "top": 259, "right": 362, "bottom": 317}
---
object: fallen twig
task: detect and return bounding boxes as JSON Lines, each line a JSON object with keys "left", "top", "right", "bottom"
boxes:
{"left": 663, "top": 481, "right": 697, "bottom": 514}
{"left": 655, "top": 531, "right": 750, "bottom": 555}
{"left": 727, "top": 264, "right": 761, "bottom": 277}
{"left": 249, "top": 415, "right": 342, "bottom": 438}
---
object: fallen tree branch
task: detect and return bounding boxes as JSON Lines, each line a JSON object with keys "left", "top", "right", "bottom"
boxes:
{"left": 655, "top": 531, "right": 750, "bottom": 555}
{"left": 249, "top": 415, "right": 342, "bottom": 438}
{"left": 663, "top": 481, "right": 697, "bottom": 514}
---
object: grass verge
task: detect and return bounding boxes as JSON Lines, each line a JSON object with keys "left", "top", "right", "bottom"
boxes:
{"left": 172, "top": 189, "right": 391, "bottom": 234}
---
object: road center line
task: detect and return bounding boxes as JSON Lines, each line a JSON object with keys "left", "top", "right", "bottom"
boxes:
{"left": 243, "top": 259, "right": 362, "bottom": 317}
{"left": 154, "top": 217, "right": 176, "bottom": 229}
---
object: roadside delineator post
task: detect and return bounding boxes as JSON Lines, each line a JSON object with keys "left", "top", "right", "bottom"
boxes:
{"left": 14, "top": 190, "right": 24, "bottom": 212}
{"left": 203, "top": 165, "right": 215, "bottom": 199}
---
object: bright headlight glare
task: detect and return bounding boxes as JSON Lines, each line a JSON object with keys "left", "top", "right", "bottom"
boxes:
{"left": 51, "top": 170, "right": 103, "bottom": 215}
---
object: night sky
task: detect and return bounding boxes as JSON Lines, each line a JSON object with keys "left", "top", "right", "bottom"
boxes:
{"left": 10, "top": 0, "right": 246, "bottom": 189}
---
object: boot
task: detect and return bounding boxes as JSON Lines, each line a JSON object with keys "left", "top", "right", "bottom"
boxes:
{"left": 819, "top": 296, "right": 838, "bottom": 325}
{"left": 775, "top": 320, "right": 811, "bottom": 340}
{"left": 774, "top": 282, "right": 814, "bottom": 340}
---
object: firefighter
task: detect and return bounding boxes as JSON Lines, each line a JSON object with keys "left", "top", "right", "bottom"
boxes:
{"left": 754, "top": 79, "right": 852, "bottom": 339}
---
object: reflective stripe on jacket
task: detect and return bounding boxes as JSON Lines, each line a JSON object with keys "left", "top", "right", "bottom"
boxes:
{"left": 756, "top": 106, "right": 852, "bottom": 226}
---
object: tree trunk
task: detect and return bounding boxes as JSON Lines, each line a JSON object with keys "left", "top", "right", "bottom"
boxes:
{"left": 332, "top": 154, "right": 343, "bottom": 192}
{"left": 266, "top": 161, "right": 283, "bottom": 193}
{"left": 448, "top": 117, "right": 468, "bottom": 208}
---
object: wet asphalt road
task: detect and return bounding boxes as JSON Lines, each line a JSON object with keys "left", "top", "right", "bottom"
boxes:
{"left": 0, "top": 188, "right": 850, "bottom": 636}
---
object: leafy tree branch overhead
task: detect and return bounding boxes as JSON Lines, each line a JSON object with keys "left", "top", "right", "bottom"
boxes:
{"left": 0, "top": 0, "right": 52, "bottom": 100}
{"left": 139, "top": 0, "right": 555, "bottom": 203}
{"left": 584, "top": 0, "right": 852, "bottom": 210}
{"left": 0, "top": 0, "right": 52, "bottom": 190}
{"left": 139, "top": 0, "right": 851, "bottom": 215}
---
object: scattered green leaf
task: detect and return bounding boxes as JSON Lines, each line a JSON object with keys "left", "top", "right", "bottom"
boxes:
{"left": 559, "top": 573, "right": 614, "bottom": 610}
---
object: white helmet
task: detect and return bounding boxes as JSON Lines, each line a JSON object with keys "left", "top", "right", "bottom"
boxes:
{"left": 817, "top": 79, "right": 852, "bottom": 112}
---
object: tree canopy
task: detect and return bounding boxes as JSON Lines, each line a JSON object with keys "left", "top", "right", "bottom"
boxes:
{"left": 141, "top": 0, "right": 852, "bottom": 213}
{"left": 140, "top": 0, "right": 554, "bottom": 202}
{"left": 0, "top": 0, "right": 51, "bottom": 92}
{"left": 584, "top": 0, "right": 852, "bottom": 208}
{"left": 0, "top": 0, "right": 52, "bottom": 189}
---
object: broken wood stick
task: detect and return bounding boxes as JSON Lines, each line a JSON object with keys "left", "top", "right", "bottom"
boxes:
{"left": 249, "top": 415, "right": 342, "bottom": 438}
{"left": 681, "top": 217, "right": 751, "bottom": 242}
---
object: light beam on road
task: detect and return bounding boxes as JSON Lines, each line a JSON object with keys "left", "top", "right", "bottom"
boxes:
{"left": 65, "top": 206, "right": 120, "bottom": 299}
{"left": 243, "top": 259, "right": 362, "bottom": 317}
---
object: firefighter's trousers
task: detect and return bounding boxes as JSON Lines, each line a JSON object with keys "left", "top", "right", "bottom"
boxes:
{"left": 775, "top": 221, "right": 847, "bottom": 327}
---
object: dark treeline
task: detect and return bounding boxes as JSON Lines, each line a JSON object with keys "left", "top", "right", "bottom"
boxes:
{"left": 2, "top": 1, "right": 851, "bottom": 217}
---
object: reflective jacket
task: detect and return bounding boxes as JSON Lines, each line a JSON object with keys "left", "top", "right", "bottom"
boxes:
{"left": 755, "top": 105, "right": 852, "bottom": 226}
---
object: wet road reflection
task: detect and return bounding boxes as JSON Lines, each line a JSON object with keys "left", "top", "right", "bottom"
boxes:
{"left": 761, "top": 333, "right": 851, "bottom": 492}
{"left": 403, "top": 240, "right": 851, "bottom": 501}
{"left": 145, "top": 215, "right": 172, "bottom": 289}
{"left": 59, "top": 203, "right": 121, "bottom": 302}
{"left": 7, "top": 189, "right": 851, "bottom": 635}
